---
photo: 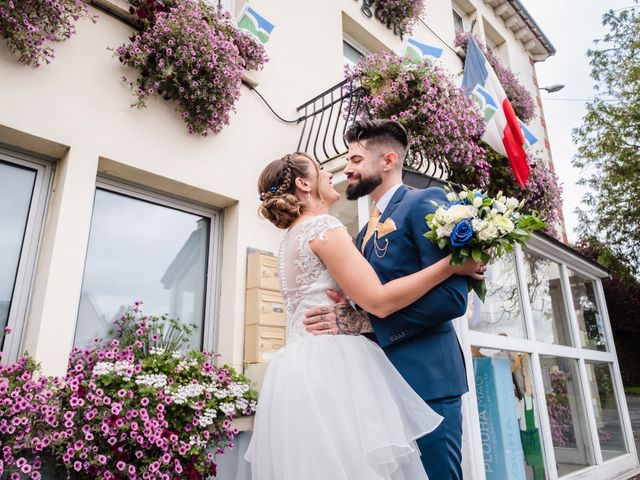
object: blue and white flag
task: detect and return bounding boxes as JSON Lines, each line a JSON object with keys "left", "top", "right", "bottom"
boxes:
{"left": 462, "top": 37, "right": 529, "bottom": 187}
{"left": 237, "top": 5, "right": 275, "bottom": 44}
{"left": 518, "top": 120, "right": 538, "bottom": 151}
{"left": 403, "top": 37, "right": 443, "bottom": 64}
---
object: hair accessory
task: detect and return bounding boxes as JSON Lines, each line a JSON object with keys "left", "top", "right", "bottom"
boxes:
{"left": 269, "top": 186, "right": 277, "bottom": 193}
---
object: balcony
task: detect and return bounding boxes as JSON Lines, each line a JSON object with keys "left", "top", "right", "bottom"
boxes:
{"left": 295, "top": 79, "right": 447, "bottom": 189}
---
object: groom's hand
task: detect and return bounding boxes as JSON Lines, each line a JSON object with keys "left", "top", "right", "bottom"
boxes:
{"left": 303, "top": 290, "right": 345, "bottom": 335}
{"left": 304, "top": 290, "right": 370, "bottom": 336}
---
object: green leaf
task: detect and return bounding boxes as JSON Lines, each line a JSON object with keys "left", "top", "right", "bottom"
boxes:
{"left": 469, "top": 278, "right": 488, "bottom": 302}
{"left": 471, "top": 248, "right": 481, "bottom": 262}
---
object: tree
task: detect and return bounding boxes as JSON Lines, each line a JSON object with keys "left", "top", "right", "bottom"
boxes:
{"left": 572, "top": 4, "right": 640, "bottom": 278}
{"left": 575, "top": 236, "right": 640, "bottom": 387}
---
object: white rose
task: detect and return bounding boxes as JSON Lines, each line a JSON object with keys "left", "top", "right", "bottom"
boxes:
{"left": 436, "top": 223, "right": 455, "bottom": 237}
{"left": 447, "top": 204, "right": 476, "bottom": 223}
{"left": 478, "top": 222, "right": 499, "bottom": 241}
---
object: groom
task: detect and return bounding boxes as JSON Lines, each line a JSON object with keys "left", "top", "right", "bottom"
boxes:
{"left": 304, "top": 119, "right": 470, "bottom": 480}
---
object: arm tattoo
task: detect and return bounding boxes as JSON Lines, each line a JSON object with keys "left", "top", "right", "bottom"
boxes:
{"left": 334, "top": 303, "right": 372, "bottom": 335}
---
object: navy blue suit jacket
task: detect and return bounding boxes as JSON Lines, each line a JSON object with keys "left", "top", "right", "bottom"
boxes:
{"left": 356, "top": 184, "right": 469, "bottom": 401}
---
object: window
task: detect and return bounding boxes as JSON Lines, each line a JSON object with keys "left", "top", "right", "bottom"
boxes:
{"left": 568, "top": 270, "right": 607, "bottom": 351}
{"left": 584, "top": 361, "right": 627, "bottom": 460}
{"left": 541, "top": 355, "right": 596, "bottom": 475}
{"left": 452, "top": 9, "right": 464, "bottom": 33}
{"left": 343, "top": 36, "right": 366, "bottom": 68}
{"left": 465, "top": 241, "right": 634, "bottom": 480}
{"left": 0, "top": 147, "right": 52, "bottom": 363}
{"left": 75, "top": 180, "right": 220, "bottom": 351}
{"left": 205, "top": 0, "right": 235, "bottom": 15}
{"left": 523, "top": 252, "right": 573, "bottom": 346}
{"left": 469, "top": 254, "right": 527, "bottom": 338}
{"left": 473, "top": 348, "right": 547, "bottom": 479}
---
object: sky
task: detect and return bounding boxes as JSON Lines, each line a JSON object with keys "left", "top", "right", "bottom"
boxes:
{"left": 521, "top": 0, "right": 632, "bottom": 243}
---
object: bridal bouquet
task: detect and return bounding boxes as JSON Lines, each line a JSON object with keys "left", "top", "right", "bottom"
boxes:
{"left": 424, "top": 186, "right": 545, "bottom": 301}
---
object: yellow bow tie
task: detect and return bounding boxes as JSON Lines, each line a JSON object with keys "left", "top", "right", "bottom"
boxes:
{"left": 361, "top": 206, "right": 381, "bottom": 253}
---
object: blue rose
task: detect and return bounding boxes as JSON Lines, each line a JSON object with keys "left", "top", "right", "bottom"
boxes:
{"left": 450, "top": 218, "right": 474, "bottom": 247}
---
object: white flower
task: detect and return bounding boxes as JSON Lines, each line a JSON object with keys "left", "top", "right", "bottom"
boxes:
{"left": 493, "top": 201, "right": 507, "bottom": 214}
{"left": 493, "top": 215, "right": 515, "bottom": 234}
{"left": 471, "top": 219, "right": 488, "bottom": 232}
{"left": 219, "top": 402, "right": 236, "bottom": 416}
{"left": 170, "top": 383, "right": 205, "bottom": 404}
{"left": 135, "top": 373, "right": 168, "bottom": 389}
{"left": 473, "top": 196, "right": 483, "bottom": 208}
{"left": 478, "top": 223, "right": 499, "bottom": 241}
{"left": 436, "top": 224, "right": 454, "bottom": 238}
{"left": 93, "top": 362, "right": 114, "bottom": 376}
{"left": 505, "top": 197, "right": 520, "bottom": 210}
{"left": 444, "top": 204, "right": 476, "bottom": 223}
{"left": 446, "top": 192, "right": 458, "bottom": 202}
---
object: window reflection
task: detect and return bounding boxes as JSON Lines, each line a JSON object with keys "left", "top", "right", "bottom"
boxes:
{"left": 469, "top": 254, "right": 526, "bottom": 338}
{"left": 540, "top": 355, "right": 595, "bottom": 475}
{"left": 585, "top": 362, "right": 627, "bottom": 459}
{"left": 76, "top": 189, "right": 210, "bottom": 350}
{"left": 523, "top": 252, "right": 573, "bottom": 346}
{"left": 0, "top": 161, "right": 37, "bottom": 350}
{"left": 568, "top": 271, "right": 607, "bottom": 351}
{"left": 472, "top": 348, "right": 546, "bottom": 479}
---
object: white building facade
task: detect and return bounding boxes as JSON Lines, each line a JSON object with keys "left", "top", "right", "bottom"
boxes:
{"left": 0, "top": 0, "right": 638, "bottom": 479}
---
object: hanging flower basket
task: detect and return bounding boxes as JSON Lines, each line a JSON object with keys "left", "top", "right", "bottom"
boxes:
{"left": 345, "top": 52, "right": 490, "bottom": 186}
{"left": 115, "top": 0, "right": 268, "bottom": 136}
{"left": 455, "top": 32, "right": 536, "bottom": 124}
{"left": 374, "top": 0, "right": 425, "bottom": 34}
{"left": 0, "top": 0, "right": 96, "bottom": 66}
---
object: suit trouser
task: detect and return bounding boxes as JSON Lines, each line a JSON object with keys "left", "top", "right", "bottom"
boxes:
{"left": 417, "top": 395, "right": 463, "bottom": 480}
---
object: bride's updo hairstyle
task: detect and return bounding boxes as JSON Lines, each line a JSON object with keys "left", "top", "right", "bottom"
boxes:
{"left": 258, "top": 152, "right": 315, "bottom": 229}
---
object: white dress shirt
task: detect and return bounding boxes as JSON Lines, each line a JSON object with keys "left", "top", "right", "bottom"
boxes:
{"left": 373, "top": 182, "right": 403, "bottom": 216}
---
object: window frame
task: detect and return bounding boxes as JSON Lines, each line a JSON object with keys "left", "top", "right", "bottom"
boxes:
{"left": 77, "top": 176, "right": 223, "bottom": 352}
{"left": 0, "top": 145, "right": 54, "bottom": 364}
{"left": 460, "top": 235, "right": 637, "bottom": 479}
{"left": 342, "top": 33, "right": 368, "bottom": 68}
{"left": 451, "top": 2, "right": 468, "bottom": 34}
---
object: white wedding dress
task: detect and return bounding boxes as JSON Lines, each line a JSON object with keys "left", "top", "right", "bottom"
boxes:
{"left": 245, "top": 215, "right": 442, "bottom": 480}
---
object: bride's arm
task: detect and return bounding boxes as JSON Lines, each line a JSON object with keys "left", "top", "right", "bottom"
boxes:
{"left": 310, "top": 228, "right": 483, "bottom": 319}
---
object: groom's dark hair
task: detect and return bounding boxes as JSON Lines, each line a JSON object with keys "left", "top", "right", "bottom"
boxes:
{"left": 344, "top": 119, "right": 408, "bottom": 165}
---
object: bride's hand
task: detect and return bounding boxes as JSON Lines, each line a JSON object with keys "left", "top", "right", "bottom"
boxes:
{"left": 450, "top": 256, "right": 487, "bottom": 280}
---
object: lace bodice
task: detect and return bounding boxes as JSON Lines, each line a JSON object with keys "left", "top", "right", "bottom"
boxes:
{"left": 279, "top": 215, "right": 346, "bottom": 344}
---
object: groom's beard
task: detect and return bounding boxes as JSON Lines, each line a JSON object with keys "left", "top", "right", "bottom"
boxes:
{"left": 346, "top": 173, "right": 383, "bottom": 200}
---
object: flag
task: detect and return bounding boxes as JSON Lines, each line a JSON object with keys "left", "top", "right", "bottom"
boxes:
{"left": 237, "top": 6, "right": 275, "bottom": 44}
{"left": 518, "top": 120, "right": 538, "bottom": 151}
{"left": 462, "top": 37, "right": 529, "bottom": 187}
{"left": 402, "top": 37, "right": 443, "bottom": 64}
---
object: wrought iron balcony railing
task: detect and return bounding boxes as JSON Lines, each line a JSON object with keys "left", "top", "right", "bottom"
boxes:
{"left": 294, "top": 79, "right": 448, "bottom": 189}
{"left": 295, "top": 79, "right": 363, "bottom": 165}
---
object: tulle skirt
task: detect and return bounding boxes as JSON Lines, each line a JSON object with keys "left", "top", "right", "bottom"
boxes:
{"left": 245, "top": 334, "right": 442, "bottom": 480}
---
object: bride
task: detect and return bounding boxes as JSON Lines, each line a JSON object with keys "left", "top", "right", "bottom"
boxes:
{"left": 245, "top": 152, "right": 484, "bottom": 479}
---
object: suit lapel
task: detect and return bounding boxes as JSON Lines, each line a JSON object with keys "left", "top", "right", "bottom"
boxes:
{"left": 364, "top": 185, "right": 408, "bottom": 261}
{"left": 356, "top": 223, "right": 367, "bottom": 252}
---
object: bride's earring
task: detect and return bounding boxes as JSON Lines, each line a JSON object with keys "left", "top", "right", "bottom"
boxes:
{"left": 307, "top": 192, "right": 311, "bottom": 202}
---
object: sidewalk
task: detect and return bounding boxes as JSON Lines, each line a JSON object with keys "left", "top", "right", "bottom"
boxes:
{"left": 627, "top": 394, "right": 640, "bottom": 479}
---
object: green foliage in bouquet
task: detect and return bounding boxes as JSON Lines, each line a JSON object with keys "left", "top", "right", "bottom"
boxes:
{"left": 425, "top": 185, "right": 546, "bottom": 301}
